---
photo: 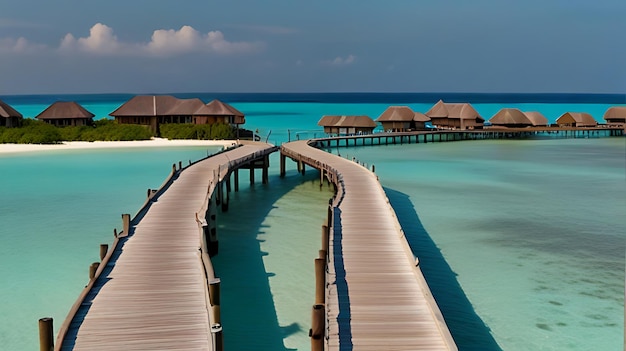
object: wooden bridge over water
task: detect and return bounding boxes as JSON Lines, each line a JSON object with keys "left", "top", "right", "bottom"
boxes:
{"left": 42, "top": 128, "right": 622, "bottom": 350}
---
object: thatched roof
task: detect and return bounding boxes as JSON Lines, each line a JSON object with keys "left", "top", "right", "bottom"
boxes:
{"left": 0, "top": 99, "right": 22, "bottom": 118}
{"left": 489, "top": 108, "right": 531, "bottom": 125}
{"left": 376, "top": 106, "right": 415, "bottom": 122}
{"left": 603, "top": 106, "right": 626, "bottom": 121}
{"left": 36, "top": 102, "right": 94, "bottom": 120}
{"left": 523, "top": 111, "right": 549, "bottom": 126}
{"left": 110, "top": 95, "right": 205, "bottom": 116}
{"left": 556, "top": 112, "right": 597, "bottom": 126}
{"left": 201, "top": 99, "right": 244, "bottom": 117}
{"left": 425, "top": 100, "right": 483, "bottom": 121}
{"left": 318, "top": 115, "right": 376, "bottom": 128}
{"left": 413, "top": 112, "right": 430, "bottom": 122}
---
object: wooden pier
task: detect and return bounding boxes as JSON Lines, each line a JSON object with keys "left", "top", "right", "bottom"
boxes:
{"left": 312, "top": 126, "right": 624, "bottom": 148}
{"left": 281, "top": 141, "right": 458, "bottom": 350}
{"left": 52, "top": 142, "right": 277, "bottom": 351}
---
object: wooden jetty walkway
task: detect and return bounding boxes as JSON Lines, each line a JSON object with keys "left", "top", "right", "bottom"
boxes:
{"left": 281, "top": 140, "right": 458, "bottom": 350}
{"left": 311, "top": 126, "right": 624, "bottom": 148}
{"left": 52, "top": 142, "right": 277, "bottom": 351}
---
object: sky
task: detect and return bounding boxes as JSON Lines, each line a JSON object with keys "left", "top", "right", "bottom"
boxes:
{"left": 1, "top": 0, "right": 625, "bottom": 95}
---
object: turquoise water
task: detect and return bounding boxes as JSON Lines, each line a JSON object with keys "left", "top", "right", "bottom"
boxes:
{"left": 1, "top": 95, "right": 625, "bottom": 350}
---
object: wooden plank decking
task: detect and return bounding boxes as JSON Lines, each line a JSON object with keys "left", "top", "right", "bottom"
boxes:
{"left": 58, "top": 142, "right": 277, "bottom": 351}
{"left": 281, "top": 140, "right": 457, "bottom": 351}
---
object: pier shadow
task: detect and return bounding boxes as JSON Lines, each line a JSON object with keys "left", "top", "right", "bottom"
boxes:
{"left": 330, "top": 208, "right": 353, "bottom": 350}
{"left": 384, "top": 187, "right": 502, "bottom": 351}
{"left": 212, "top": 171, "right": 324, "bottom": 350}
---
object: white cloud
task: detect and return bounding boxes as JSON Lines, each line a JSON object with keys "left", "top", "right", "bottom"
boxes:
{"left": 59, "top": 23, "right": 262, "bottom": 57}
{"left": 0, "top": 37, "right": 45, "bottom": 53}
{"left": 59, "top": 23, "right": 124, "bottom": 55}
{"left": 147, "top": 26, "right": 263, "bottom": 55}
{"left": 324, "top": 54, "right": 356, "bottom": 66}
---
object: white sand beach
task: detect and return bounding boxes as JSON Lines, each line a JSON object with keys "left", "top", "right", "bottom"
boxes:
{"left": 0, "top": 138, "right": 237, "bottom": 155}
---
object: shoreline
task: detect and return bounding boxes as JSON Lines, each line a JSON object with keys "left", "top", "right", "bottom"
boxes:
{"left": 0, "top": 138, "right": 236, "bottom": 155}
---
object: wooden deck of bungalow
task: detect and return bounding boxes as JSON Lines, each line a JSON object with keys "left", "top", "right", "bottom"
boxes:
{"left": 53, "top": 142, "right": 277, "bottom": 351}
{"left": 280, "top": 141, "right": 457, "bottom": 351}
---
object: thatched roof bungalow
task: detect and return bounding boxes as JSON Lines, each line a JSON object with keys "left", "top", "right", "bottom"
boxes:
{"left": 36, "top": 102, "right": 94, "bottom": 127}
{"left": 318, "top": 115, "right": 376, "bottom": 135}
{"left": 110, "top": 95, "right": 245, "bottom": 135}
{"left": 375, "top": 106, "right": 431, "bottom": 132}
{"left": 198, "top": 99, "right": 245, "bottom": 125}
{"left": 425, "top": 100, "right": 484, "bottom": 130}
{"left": 524, "top": 111, "right": 549, "bottom": 127}
{"left": 0, "top": 99, "right": 23, "bottom": 127}
{"left": 603, "top": 106, "right": 626, "bottom": 125}
{"left": 556, "top": 112, "right": 597, "bottom": 127}
{"left": 376, "top": 106, "right": 414, "bottom": 132}
{"left": 489, "top": 108, "right": 532, "bottom": 127}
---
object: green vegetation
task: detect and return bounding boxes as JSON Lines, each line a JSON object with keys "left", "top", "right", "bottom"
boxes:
{"left": 159, "top": 123, "right": 235, "bottom": 140}
{"left": 0, "top": 119, "right": 153, "bottom": 144}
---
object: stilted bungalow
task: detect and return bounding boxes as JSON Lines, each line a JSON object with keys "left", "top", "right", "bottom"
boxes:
{"left": 376, "top": 106, "right": 416, "bottom": 132}
{"left": 110, "top": 96, "right": 245, "bottom": 135}
{"left": 0, "top": 99, "right": 23, "bottom": 127}
{"left": 524, "top": 111, "right": 549, "bottom": 127}
{"left": 556, "top": 112, "right": 597, "bottom": 127}
{"left": 489, "top": 108, "right": 531, "bottom": 128}
{"left": 318, "top": 115, "right": 376, "bottom": 136}
{"left": 603, "top": 106, "right": 626, "bottom": 125}
{"left": 36, "top": 102, "right": 94, "bottom": 127}
{"left": 413, "top": 111, "right": 431, "bottom": 130}
{"left": 425, "top": 100, "right": 484, "bottom": 130}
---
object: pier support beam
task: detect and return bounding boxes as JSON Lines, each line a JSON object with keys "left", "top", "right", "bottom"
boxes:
{"left": 234, "top": 169, "right": 239, "bottom": 192}
{"left": 315, "top": 258, "right": 326, "bottom": 304}
{"left": 262, "top": 155, "right": 269, "bottom": 184}
{"left": 38, "top": 317, "right": 54, "bottom": 351}
{"left": 280, "top": 154, "right": 286, "bottom": 177}
{"left": 250, "top": 167, "right": 255, "bottom": 184}
{"left": 310, "top": 304, "right": 325, "bottom": 351}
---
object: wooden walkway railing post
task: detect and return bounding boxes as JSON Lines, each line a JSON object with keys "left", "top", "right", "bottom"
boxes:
{"left": 310, "top": 304, "right": 325, "bottom": 351}
{"left": 38, "top": 317, "right": 54, "bottom": 351}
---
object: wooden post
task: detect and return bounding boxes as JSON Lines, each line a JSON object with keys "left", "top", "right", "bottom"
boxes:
{"left": 262, "top": 155, "right": 269, "bottom": 184}
{"left": 89, "top": 262, "right": 100, "bottom": 280}
{"left": 320, "top": 168, "right": 324, "bottom": 187}
{"left": 250, "top": 167, "right": 255, "bottom": 184}
{"left": 211, "top": 324, "right": 223, "bottom": 351}
{"left": 38, "top": 317, "right": 54, "bottom": 351}
{"left": 310, "top": 304, "right": 325, "bottom": 351}
{"left": 121, "top": 213, "right": 130, "bottom": 236}
{"left": 321, "top": 224, "right": 329, "bottom": 254}
{"left": 209, "top": 278, "right": 221, "bottom": 325}
{"left": 99, "top": 244, "right": 108, "bottom": 261}
{"left": 178, "top": 161, "right": 182, "bottom": 170}
{"left": 234, "top": 168, "right": 239, "bottom": 192}
{"left": 315, "top": 258, "right": 326, "bottom": 305}
{"left": 280, "top": 153, "right": 286, "bottom": 177}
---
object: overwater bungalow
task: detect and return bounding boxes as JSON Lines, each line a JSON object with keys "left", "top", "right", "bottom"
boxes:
{"left": 0, "top": 99, "right": 23, "bottom": 127}
{"left": 603, "top": 106, "right": 626, "bottom": 125}
{"left": 556, "top": 112, "right": 597, "bottom": 127}
{"left": 425, "top": 99, "right": 484, "bottom": 130}
{"left": 376, "top": 106, "right": 416, "bottom": 132}
{"left": 110, "top": 95, "right": 245, "bottom": 135}
{"left": 523, "top": 111, "right": 549, "bottom": 127}
{"left": 318, "top": 115, "right": 376, "bottom": 135}
{"left": 489, "top": 108, "right": 532, "bottom": 128}
{"left": 35, "top": 101, "right": 94, "bottom": 127}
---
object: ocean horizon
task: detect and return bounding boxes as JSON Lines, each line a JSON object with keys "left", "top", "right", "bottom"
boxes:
{"left": 0, "top": 92, "right": 624, "bottom": 350}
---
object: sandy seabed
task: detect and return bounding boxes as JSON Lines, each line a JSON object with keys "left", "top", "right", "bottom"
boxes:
{"left": 0, "top": 138, "right": 236, "bottom": 155}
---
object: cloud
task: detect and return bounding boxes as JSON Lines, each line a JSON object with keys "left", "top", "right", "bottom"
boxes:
{"left": 0, "top": 37, "right": 45, "bottom": 53}
{"left": 59, "top": 23, "right": 263, "bottom": 56}
{"left": 147, "top": 26, "right": 263, "bottom": 55}
{"left": 60, "top": 23, "right": 123, "bottom": 55}
{"left": 324, "top": 54, "right": 356, "bottom": 66}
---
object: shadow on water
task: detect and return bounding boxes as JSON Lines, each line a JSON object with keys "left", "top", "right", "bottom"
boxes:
{"left": 212, "top": 171, "right": 320, "bottom": 351}
{"left": 384, "top": 187, "right": 502, "bottom": 351}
